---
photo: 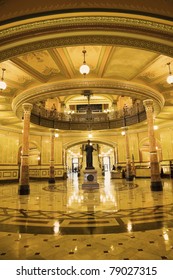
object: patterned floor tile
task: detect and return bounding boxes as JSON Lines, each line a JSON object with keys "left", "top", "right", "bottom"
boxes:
{"left": 0, "top": 175, "right": 173, "bottom": 259}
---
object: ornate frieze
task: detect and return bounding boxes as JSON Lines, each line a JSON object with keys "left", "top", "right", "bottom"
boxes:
{"left": 12, "top": 79, "right": 165, "bottom": 119}
{"left": 1, "top": 16, "right": 173, "bottom": 39}
{"left": 0, "top": 15, "right": 173, "bottom": 62}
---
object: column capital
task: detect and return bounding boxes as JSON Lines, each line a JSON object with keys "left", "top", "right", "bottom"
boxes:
{"left": 50, "top": 129, "right": 58, "bottom": 138}
{"left": 143, "top": 99, "right": 154, "bottom": 112}
{"left": 22, "top": 103, "right": 33, "bottom": 113}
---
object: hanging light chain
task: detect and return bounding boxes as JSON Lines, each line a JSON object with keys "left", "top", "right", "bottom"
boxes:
{"left": 1, "top": 68, "right": 6, "bottom": 81}
{"left": 167, "top": 62, "right": 172, "bottom": 75}
{"left": 0, "top": 68, "right": 7, "bottom": 90}
{"left": 167, "top": 62, "right": 173, "bottom": 84}
{"left": 79, "top": 48, "right": 90, "bottom": 76}
{"left": 82, "top": 49, "right": 86, "bottom": 64}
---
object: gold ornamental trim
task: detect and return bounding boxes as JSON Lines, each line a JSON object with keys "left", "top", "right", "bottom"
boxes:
{"left": 0, "top": 15, "right": 173, "bottom": 61}
{"left": 12, "top": 79, "right": 165, "bottom": 118}
{"left": 1, "top": 16, "right": 173, "bottom": 38}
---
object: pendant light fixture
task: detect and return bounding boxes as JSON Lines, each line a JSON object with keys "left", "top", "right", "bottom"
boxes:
{"left": 0, "top": 68, "right": 7, "bottom": 90}
{"left": 79, "top": 49, "right": 90, "bottom": 77}
{"left": 166, "top": 62, "right": 173, "bottom": 84}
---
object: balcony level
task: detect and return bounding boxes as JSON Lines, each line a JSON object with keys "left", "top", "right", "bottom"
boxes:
{"left": 30, "top": 103, "right": 146, "bottom": 130}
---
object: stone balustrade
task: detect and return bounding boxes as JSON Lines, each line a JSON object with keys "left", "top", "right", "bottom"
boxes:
{"left": 30, "top": 103, "right": 146, "bottom": 130}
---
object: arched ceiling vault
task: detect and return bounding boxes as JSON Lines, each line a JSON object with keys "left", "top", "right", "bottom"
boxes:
{"left": 0, "top": 2, "right": 173, "bottom": 134}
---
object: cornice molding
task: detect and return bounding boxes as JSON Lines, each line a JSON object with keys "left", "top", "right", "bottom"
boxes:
{"left": 1, "top": 35, "right": 173, "bottom": 62}
{"left": 12, "top": 79, "right": 165, "bottom": 118}
{"left": 1, "top": 15, "right": 173, "bottom": 38}
{"left": 0, "top": 15, "right": 173, "bottom": 62}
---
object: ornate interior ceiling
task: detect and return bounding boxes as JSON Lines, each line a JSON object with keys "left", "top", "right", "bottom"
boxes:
{"left": 0, "top": 0, "right": 173, "bottom": 135}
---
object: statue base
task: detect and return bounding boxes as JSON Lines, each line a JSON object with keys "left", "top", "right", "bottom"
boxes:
{"left": 82, "top": 169, "right": 99, "bottom": 189}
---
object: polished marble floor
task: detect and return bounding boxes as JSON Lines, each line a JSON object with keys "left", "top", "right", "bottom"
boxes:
{"left": 0, "top": 173, "right": 173, "bottom": 260}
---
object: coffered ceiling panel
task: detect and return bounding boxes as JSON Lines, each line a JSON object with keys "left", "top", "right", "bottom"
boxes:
{"left": 66, "top": 46, "right": 102, "bottom": 73}
{"left": 17, "top": 50, "right": 60, "bottom": 77}
{"left": 103, "top": 47, "right": 159, "bottom": 81}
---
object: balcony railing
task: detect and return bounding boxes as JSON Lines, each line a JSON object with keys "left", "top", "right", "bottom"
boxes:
{"left": 30, "top": 103, "right": 146, "bottom": 130}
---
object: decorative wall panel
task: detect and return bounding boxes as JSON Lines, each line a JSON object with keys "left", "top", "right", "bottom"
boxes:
{"left": 0, "top": 167, "right": 19, "bottom": 180}
{"left": 0, "top": 133, "right": 19, "bottom": 165}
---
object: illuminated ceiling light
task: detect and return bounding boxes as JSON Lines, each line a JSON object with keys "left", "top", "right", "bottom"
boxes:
{"left": 166, "top": 62, "right": 173, "bottom": 84}
{"left": 121, "top": 131, "right": 126, "bottom": 136}
{"left": 55, "top": 132, "right": 59, "bottom": 138}
{"left": 88, "top": 133, "right": 92, "bottom": 138}
{"left": 0, "top": 68, "right": 7, "bottom": 90}
{"left": 154, "top": 125, "right": 158, "bottom": 130}
{"left": 79, "top": 49, "right": 90, "bottom": 77}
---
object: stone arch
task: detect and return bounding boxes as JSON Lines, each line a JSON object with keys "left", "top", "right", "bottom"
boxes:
{"left": 18, "top": 140, "right": 41, "bottom": 165}
{"left": 63, "top": 138, "right": 117, "bottom": 150}
{"left": 1, "top": 11, "right": 173, "bottom": 63}
{"left": 64, "top": 138, "right": 117, "bottom": 172}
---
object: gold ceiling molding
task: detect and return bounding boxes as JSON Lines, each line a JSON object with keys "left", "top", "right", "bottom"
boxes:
{"left": 12, "top": 79, "right": 165, "bottom": 118}
{"left": 1, "top": 34, "right": 173, "bottom": 65}
{"left": 64, "top": 93, "right": 114, "bottom": 105}
{"left": 1, "top": 16, "right": 173, "bottom": 39}
{"left": 0, "top": 14, "right": 173, "bottom": 62}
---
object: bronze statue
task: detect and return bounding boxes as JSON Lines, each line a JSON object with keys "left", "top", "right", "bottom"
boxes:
{"left": 85, "top": 140, "right": 96, "bottom": 169}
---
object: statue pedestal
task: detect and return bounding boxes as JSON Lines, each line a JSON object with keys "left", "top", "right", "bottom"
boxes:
{"left": 82, "top": 169, "right": 99, "bottom": 189}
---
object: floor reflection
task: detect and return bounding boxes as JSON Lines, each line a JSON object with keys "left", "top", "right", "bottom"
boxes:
{"left": 0, "top": 175, "right": 173, "bottom": 259}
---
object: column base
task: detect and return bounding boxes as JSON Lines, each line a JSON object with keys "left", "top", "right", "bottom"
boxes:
{"left": 85, "top": 167, "right": 95, "bottom": 170}
{"left": 151, "top": 181, "right": 163, "bottom": 191}
{"left": 48, "top": 178, "right": 55, "bottom": 184}
{"left": 18, "top": 184, "right": 30, "bottom": 195}
{"left": 125, "top": 175, "right": 134, "bottom": 181}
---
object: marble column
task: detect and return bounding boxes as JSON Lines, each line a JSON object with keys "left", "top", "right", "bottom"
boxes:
{"left": 143, "top": 99, "right": 163, "bottom": 191}
{"left": 114, "top": 145, "right": 118, "bottom": 169}
{"left": 48, "top": 129, "right": 55, "bottom": 184}
{"left": 19, "top": 103, "right": 33, "bottom": 195}
{"left": 63, "top": 148, "right": 68, "bottom": 179}
{"left": 124, "top": 127, "right": 134, "bottom": 181}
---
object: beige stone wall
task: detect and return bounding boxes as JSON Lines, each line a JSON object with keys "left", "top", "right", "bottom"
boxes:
{"left": 160, "top": 128, "right": 173, "bottom": 160}
{"left": 40, "top": 135, "right": 63, "bottom": 165}
{"left": 116, "top": 135, "right": 126, "bottom": 163}
{"left": 0, "top": 131, "right": 19, "bottom": 165}
{"left": 0, "top": 130, "right": 20, "bottom": 180}
{"left": 54, "top": 137, "right": 63, "bottom": 165}
{"left": 0, "top": 126, "right": 172, "bottom": 180}
{"left": 41, "top": 136, "right": 50, "bottom": 164}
